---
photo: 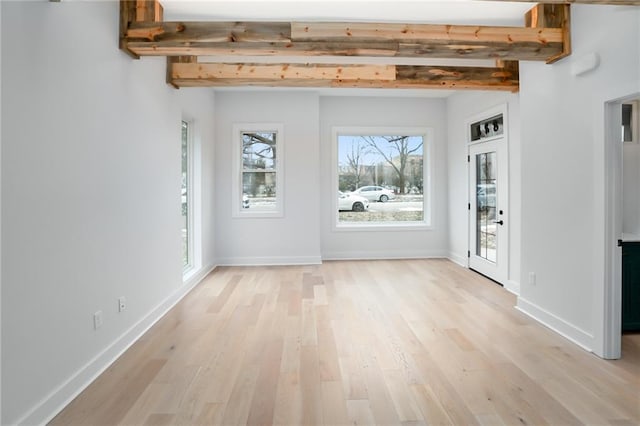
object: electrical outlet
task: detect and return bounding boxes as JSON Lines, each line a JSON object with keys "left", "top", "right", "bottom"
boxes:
{"left": 528, "top": 272, "right": 536, "bottom": 286}
{"left": 118, "top": 297, "right": 126, "bottom": 312}
{"left": 94, "top": 311, "right": 103, "bottom": 330}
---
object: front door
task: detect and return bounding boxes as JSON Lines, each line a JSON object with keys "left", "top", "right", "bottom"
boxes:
{"left": 469, "top": 139, "right": 508, "bottom": 284}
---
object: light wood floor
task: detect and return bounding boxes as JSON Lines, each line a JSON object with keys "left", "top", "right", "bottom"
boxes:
{"left": 51, "top": 259, "right": 640, "bottom": 425}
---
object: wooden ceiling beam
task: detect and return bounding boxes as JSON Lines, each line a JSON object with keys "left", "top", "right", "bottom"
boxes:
{"left": 526, "top": 3, "right": 571, "bottom": 64}
{"left": 125, "top": 40, "right": 563, "bottom": 62}
{"left": 171, "top": 62, "right": 396, "bottom": 81}
{"left": 118, "top": 1, "right": 570, "bottom": 92}
{"left": 123, "top": 21, "right": 566, "bottom": 62}
{"left": 120, "top": 0, "right": 163, "bottom": 59}
{"left": 290, "top": 22, "right": 563, "bottom": 44}
{"left": 168, "top": 61, "right": 519, "bottom": 92}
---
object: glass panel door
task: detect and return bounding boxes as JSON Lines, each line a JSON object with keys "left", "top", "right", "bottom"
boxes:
{"left": 468, "top": 139, "right": 508, "bottom": 284}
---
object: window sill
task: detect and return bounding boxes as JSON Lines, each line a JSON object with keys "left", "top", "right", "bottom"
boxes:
{"left": 334, "top": 222, "right": 433, "bottom": 232}
{"left": 182, "top": 265, "right": 197, "bottom": 282}
{"left": 232, "top": 211, "right": 284, "bottom": 219}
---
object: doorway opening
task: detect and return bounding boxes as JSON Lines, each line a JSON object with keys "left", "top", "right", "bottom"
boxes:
{"left": 467, "top": 105, "right": 509, "bottom": 286}
{"left": 604, "top": 93, "right": 640, "bottom": 359}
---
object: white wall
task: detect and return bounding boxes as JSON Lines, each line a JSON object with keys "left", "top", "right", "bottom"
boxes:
{"left": 1, "top": 2, "right": 215, "bottom": 424}
{"left": 320, "top": 97, "right": 449, "bottom": 259}
{"left": 623, "top": 138, "right": 640, "bottom": 235}
{"left": 446, "top": 92, "right": 521, "bottom": 292}
{"left": 214, "top": 91, "right": 322, "bottom": 265}
{"left": 518, "top": 6, "right": 640, "bottom": 353}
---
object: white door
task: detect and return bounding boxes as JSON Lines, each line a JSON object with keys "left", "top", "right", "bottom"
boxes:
{"left": 469, "top": 139, "right": 508, "bottom": 284}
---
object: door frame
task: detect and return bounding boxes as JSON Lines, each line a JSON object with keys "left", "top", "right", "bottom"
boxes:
{"left": 602, "top": 92, "right": 640, "bottom": 359}
{"left": 466, "top": 103, "right": 511, "bottom": 288}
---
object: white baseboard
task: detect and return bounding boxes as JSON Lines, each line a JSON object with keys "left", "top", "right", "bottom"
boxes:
{"left": 504, "top": 280, "right": 520, "bottom": 296}
{"left": 19, "top": 264, "right": 217, "bottom": 426}
{"left": 323, "top": 250, "right": 448, "bottom": 261}
{"left": 216, "top": 256, "right": 322, "bottom": 266}
{"left": 447, "top": 251, "right": 468, "bottom": 268}
{"left": 516, "top": 296, "right": 594, "bottom": 352}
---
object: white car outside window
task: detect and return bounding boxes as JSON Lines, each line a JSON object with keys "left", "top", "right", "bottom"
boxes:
{"left": 353, "top": 186, "right": 395, "bottom": 202}
{"left": 338, "top": 191, "right": 369, "bottom": 212}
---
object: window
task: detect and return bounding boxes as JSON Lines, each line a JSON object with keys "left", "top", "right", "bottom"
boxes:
{"left": 622, "top": 101, "right": 638, "bottom": 143}
{"left": 181, "top": 120, "right": 192, "bottom": 270}
{"left": 335, "top": 127, "right": 431, "bottom": 228}
{"left": 232, "top": 123, "right": 283, "bottom": 217}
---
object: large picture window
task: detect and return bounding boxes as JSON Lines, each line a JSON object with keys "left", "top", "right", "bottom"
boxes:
{"left": 335, "top": 127, "right": 431, "bottom": 228}
{"left": 233, "top": 123, "right": 283, "bottom": 217}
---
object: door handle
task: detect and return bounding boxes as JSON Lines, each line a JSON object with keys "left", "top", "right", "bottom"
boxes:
{"left": 493, "top": 220, "right": 504, "bottom": 225}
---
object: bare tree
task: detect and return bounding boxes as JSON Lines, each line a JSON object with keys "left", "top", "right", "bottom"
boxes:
{"left": 242, "top": 132, "right": 276, "bottom": 169}
{"left": 345, "top": 141, "right": 368, "bottom": 190}
{"left": 242, "top": 132, "right": 276, "bottom": 197}
{"left": 361, "top": 136, "right": 422, "bottom": 194}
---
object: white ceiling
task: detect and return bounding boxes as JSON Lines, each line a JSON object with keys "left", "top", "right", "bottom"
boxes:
{"left": 161, "top": 1, "right": 535, "bottom": 26}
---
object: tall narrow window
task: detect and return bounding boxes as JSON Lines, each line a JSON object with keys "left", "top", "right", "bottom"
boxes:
{"left": 232, "top": 123, "right": 284, "bottom": 217}
{"left": 335, "top": 127, "right": 431, "bottom": 228}
{"left": 181, "top": 120, "right": 191, "bottom": 269}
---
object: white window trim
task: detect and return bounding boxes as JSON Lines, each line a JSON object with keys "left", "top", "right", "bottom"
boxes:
{"left": 182, "top": 117, "right": 203, "bottom": 282}
{"left": 182, "top": 119, "right": 195, "bottom": 275}
{"left": 332, "top": 126, "right": 433, "bottom": 231}
{"left": 232, "top": 123, "right": 284, "bottom": 218}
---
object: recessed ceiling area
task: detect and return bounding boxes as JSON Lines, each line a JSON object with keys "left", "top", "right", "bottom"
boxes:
{"left": 160, "top": 0, "right": 535, "bottom": 26}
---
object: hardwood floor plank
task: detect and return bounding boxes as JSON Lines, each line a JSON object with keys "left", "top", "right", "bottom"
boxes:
{"left": 358, "top": 347, "right": 401, "bottom": 425}
{"left": 272, "top": 371, "right": 302, "bottom": 425}
{"left": 220, "top": 365, "right": 260, "bottom": 425}
{"left": 383, "top": 369, "right": 424, "bottom": 422}
{"left": 316, "top": 319, "right": 342, "bottom": 382}
{"left": 143, "top": 413, "right": 176, "bottom": 426}
{"left": 246, "top": 338, "right": 284, "bottom": 425}
{"left": 409, "top": 383, "right": 455, "bottom": 425}
{"left": 300, "top": 345, "right": 324, "bottom": 425}
{"left": 206, "top": 274, "right": 240, "bottom": 313}
{"left": 301, "top": 299, "right": 318, "bottom": 346}
{"left": 346, "top": 399, "right": 376, "bottom": 426}
{"left": 320, "top": 381, "right": 350, "bottom": 426}
{"left": 193, "top": 403, "right": 224, "bottom": 425}
{"left": 50, "top": 260, "right": 640, "bottom": 426}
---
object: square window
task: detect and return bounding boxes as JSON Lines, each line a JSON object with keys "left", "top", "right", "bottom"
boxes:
{"left": 334, "top": 127, "right": 431, "bottom": 229}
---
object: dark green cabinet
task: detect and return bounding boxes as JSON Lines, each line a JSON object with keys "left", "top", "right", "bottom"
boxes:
{"left": 622, "top": 241, "right": 640, "bottom": 332}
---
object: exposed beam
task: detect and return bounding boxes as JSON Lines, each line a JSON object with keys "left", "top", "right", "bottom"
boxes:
{"left": 172, "top": 63, "right": 396, "bottom": 81}
{"left": 135, "top": 0, "right": 163, "bottom": 23}
{"left": 125, "top": 40, "right": 563, "bottom": 62}
{"left": 118, "top": 1, "right": 571, "bottom": 92}
{"left": 166, "top": 55, "right": 196, "bottom": 89}
{"left": 123, "top": 21, "right": 566, "bottom": 63}
{"left": 120, "top": 0, "right": 163, "bottom": 59}
{"left": 168, "top": 61, "right": 519, "bottom": 92}
{"left": 525, "top": 4, "right": 571, "bottom": 64}
{"left": 290, "top": 22, "right": 563, "bottom": 44}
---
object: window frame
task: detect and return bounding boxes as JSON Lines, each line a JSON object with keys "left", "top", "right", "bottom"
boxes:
{"left": 332, "top": 126, "right": 433, "bottom": 231}
{"left": 181, "top": 119, "right": 194, "bottom": 273}
{"left": 232, "top": 123, "right": 284, "bottom": 218}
